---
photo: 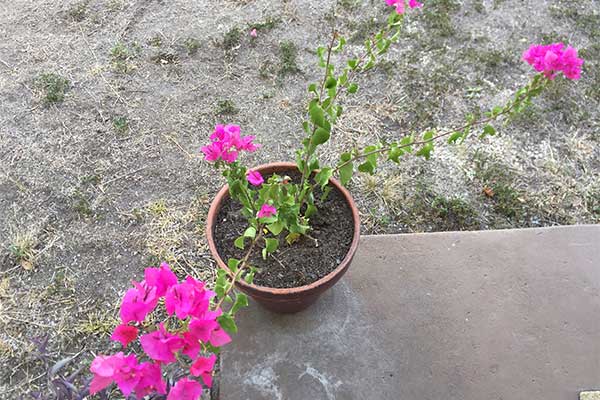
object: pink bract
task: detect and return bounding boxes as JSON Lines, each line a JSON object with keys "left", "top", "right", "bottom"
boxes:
{"left": 165, "top": 276, "right": 215, "bottom": 320}
{"left": 257, "top": 204, "right": 277, "bottom": 218}
{"left": 190, "top": 354, "right": 217, "bottom": 388}
{"left": 202, "top": 124, "right": 260, "bottom": 163}
{"left": 522, "top": 43, "right": 583, "bottom": 80}
{"left": 247, "top": 170, "right": 264, "bottom": 186}
{"left": 167, "top": 378, "right": 204, "bottom": 400}
{"left": 145, "top": 262, "right": 178, "bottom": 297}
{"left": 139, "top": 323, "right": 184, "bottom": 364}
{"left": 119, "top": 281, "right": 159, "bottom": 324}
{"left": 386, "top": 0, "right": 422, "bottom": 14}
{"left": 90, "top": 352, "right": 140, "bottom": 396}
{"left": 134, "top": 362, "right": 167, "bottom": 399}
{"left": 110, "top": 324, "right": 139, "bottom": 348}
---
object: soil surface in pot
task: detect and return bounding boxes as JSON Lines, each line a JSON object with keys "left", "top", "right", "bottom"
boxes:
{"left": 213, "top": 172, "right": 354, "bottom": 288}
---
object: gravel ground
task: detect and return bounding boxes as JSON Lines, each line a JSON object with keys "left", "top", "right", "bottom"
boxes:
{"left": 0, "top": 0, "right": 598, "bottom": 398}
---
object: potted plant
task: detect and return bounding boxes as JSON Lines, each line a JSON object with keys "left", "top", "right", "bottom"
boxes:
{"left": 85, "top": 1, "right": 584, "bottom": 398}
{"left": 202, "top": 4, "right": 583, "bottom": 313}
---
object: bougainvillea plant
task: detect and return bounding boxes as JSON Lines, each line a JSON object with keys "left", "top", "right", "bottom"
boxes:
{"left": 201, "top": 2, "right": 584, "bottom": 290}
{"left": 89, "top": 263, "right": 246, "bottom": 399}
{"left": 89, "top": 1, "right": 584, "bottom": 399}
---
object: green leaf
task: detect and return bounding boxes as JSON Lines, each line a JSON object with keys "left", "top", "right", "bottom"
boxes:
{"left": 325, "top": 77, "right": 337, "bottom": 89}
{"left": 308, "top": 83, "right": 318, "bottom": 94}
{"left": 416, "top": 143, "right": 434, "bottom": 160}
{"left": 314, "top": 167, "right": 333, "bottom": 189}
{"left": 265, "top": 238, "right": 279, "bottom": 253}
{"left": 234, "top": 236, "right": 245, "bottom": 250}
{"left": 267, "top": 221, "right": 284, "bottom": 235}
{"left": 244, "top": 268, "right": 256, "bottom": 284}
{"left": 388, "top": 144, "right": 403, "bottom": 163}
{"left": 358, "top": 161, "right": 375, "bottom": 174}
{"left": 227, "top": 258, "right": 240, "bottom": 272}
{"left": 285, "top": 232, "right": 301, "bottom": 245}
{"left": 332, "top": 36, "right": 346, "bottom": 53}
{"left": 399, "top": 136, "right": 413, "bottom": 153}
{"left": 309, "top": 102, "right": 327, "bottom": 129}
{"left": 231, "top": 293, "right": 249, "bottom": 314}
{"left": 313, "top": 127, "right": 330, "bottom": 145}
{"left": 448, "top": 131, "right": 463, "bottom": 144}
{"left": 305, "top": 203, "right": 317, "bottom": 218}
{"left": 348, "top": 83, "right": 358, "bottom": 94}
{"left": 217, "top": 314, "right": 238, "bottom": 334}
{"left": 348, "top": 59, "right": 358, "bottom": 69}
{"left": 339, "top": 161, "right": 353, "bottom": 186}
{"left": 481, "top": 124, "right": 496, "bottom": 138}
{"left": 243, "top": 226, "right": 256, "bottom": 238}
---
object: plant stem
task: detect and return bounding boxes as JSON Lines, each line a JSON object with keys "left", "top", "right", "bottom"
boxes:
{"left": 333, "top": 81, "right": 542, "bottom": 174}
{"left": 298, "top": 32, "right": 338, "bottom": 193}
{"left": 212, "top": 227, "right": 263, "bottom": 312}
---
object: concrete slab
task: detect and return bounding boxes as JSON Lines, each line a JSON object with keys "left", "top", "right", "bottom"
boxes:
{"left": 220, "top": 226, "right": 600, "bottom": 400}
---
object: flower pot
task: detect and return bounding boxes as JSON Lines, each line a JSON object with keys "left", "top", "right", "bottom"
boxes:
{"left": 206, "top": 162, "right": 361, "bottom": 313}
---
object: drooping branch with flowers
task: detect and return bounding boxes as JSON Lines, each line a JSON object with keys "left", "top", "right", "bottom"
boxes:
{"left": 89, "top": 1, "right": 584, "bottom": 398}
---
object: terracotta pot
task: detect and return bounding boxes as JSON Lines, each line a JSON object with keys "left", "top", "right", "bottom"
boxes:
{"left": 206, "top": 162, "right": 361, "bottom": 313}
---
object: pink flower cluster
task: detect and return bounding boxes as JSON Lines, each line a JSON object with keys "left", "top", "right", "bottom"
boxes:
{"left": 201, "top": 124, "right": 260, "bottom": 163}
{"left": 91, "top": 263, "right": 229, "bottom": 400}
{"left": 522, "top": 43, "right": 584, "bottom": 80}
{"left": 257, "top": 204, "right": 277, "bottom": 218}
{"left": 385, "top": 0, "right": 423, "bottom": 14}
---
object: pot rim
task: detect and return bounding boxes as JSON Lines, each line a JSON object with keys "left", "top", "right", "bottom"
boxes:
{"left": 205, "top": 161, "right": 361, "bottom": 295}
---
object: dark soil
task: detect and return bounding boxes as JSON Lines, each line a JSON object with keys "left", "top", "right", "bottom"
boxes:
{"left": 213, "top": 173, "right": 354, "bottom": 289}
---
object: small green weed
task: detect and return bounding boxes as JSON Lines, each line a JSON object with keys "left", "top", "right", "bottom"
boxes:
{"left": 112, "top": 116, "right": 129, "bottom": 134}
{"left": 110, "top": 41, "right": 136, "bottom": 73}
{"left": 279, "top": 41, "right": 300, "bottom": 76}
{"left": 184, "top": 37, "right": 200, "bottom": 55}
{"left": 223, "top": 27, "right": 242, "bottom": 52}
{"left": 215, "top": 99, "right": 238, "bottom": 115}
{"left": 35, "top": 73, "right": 70, "bottom": 104}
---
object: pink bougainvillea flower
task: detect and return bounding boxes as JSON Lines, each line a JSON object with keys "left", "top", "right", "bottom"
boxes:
{"left": 257, "top": 204, "right": 277, "bottom": 218}
{"left": 165, "top": 276, "right": 215, "bottom": 319}
{"left": 561, "top": 46, "right": 584, "bottom": 80}
{"left": 209, "top": 326, "right": 232, "bottom": 347}
{"left": 220, "top": 149, "right": 239, "bottom": 163}
{"left": 110, "top": 324, "right": 139, "bottom": 348}
{"left": 250, "top": 28, "right": 258, "bottom": 38}
{"left": 119, "top": 281, "right": 159, "bottom": 324}
{"left": 230, "top": 133, "right": 261, "bottom": 152}
{"left": 90, "top": 352, "right": 140, "bottom": 397}
{"left": 522, "top": 43, "right": 583, "bottom": 80}
{"left": 90, "top": 354, "right": 122, "bottom": 394}
{"left": 144, "top": 262, "right": 178, "bottom": 297}
{"left": 190, "top": 354, "right": 217, "bottom": 388}
{"left": 188, "top": 317, "right": 219, "bottom": 343}
{"left": 385, "top": 0, "right": 405, "bottom": 14}
{"left": 134, "top": 362, "right": 166, "bottom": 399}
{"left": 181, "top": 331, "right": 202, "bottom": 359}
{"left": 246, "top": 170, "right": 264, "bottom": 186}
{"left": 202, "top": 124, "right": 260, "bottom": 163}
{"left": 140, "top": 323, "right": 184, "bottom": 364}
{"left": 167, "top": 378, "right": 203, "bottom": 400}
{"left": 201, "top": 141, "right": 225, "bottom": 162}
{"left": 386, "top": 0, "right": 422, "bottom": 14}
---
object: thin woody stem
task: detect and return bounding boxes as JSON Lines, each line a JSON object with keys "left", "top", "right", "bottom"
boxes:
{"left": 212, "top": 228, "right": 263, "bottom": 311}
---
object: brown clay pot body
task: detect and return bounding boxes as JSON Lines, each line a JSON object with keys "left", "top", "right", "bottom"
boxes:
{"left": 206, "top": 162, "right": 361, "bottom": 313}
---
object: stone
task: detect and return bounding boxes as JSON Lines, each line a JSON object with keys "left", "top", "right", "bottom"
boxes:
{"left": 581, "top": 392, "right": 600, "bottom": 400}
{"left": 220, "top": 226, "right": 600, "bottom": 400}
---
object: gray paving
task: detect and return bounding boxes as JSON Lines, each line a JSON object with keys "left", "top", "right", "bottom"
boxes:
{"left": 220, "top": 226, "right": 600, "bottom": 400}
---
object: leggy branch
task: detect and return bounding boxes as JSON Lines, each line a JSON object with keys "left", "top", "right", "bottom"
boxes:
{"left": 212, "top": 227, "right": 263, "bottom": 311}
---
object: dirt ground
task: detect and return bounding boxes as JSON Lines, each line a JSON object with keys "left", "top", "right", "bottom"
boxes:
{"left": 0, "top": 0, "right": 598, "bottom": 398}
